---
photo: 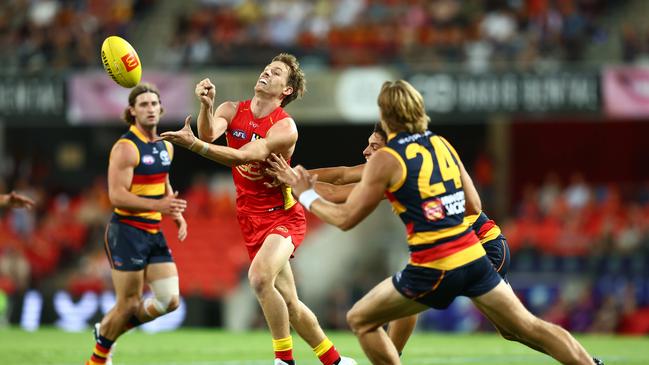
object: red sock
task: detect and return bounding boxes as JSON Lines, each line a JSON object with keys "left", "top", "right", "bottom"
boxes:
{"left": 273, "top": 336, "right": 295, "bottom": 364}
{"left": 314, "top": 338, "right": 341, "bottom": 365}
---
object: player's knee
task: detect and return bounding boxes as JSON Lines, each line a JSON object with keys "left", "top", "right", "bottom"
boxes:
{"left": 165, "top": 294, "right": 180, "bottom": 313}
{"left": 147, "top": 276, "right": 180, "bottom": 317}
{"left": 248, "top": 269, "right": 273, "bottom": 294}
{"left": 346, "top": 307, "right": 371, "bottom": 334}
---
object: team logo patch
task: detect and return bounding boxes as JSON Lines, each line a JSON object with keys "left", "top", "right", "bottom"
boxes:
{"left": 142, "top": 154, "right": 155, "bottom": 165}
{"left": 235, "top": 162, "right": 264, "bottom": 181}
{"left": 422, "top": 198, "right": 446, "bottom": 222}
{"left": 274, "top": 225, "right": 289, "bottom": 233}
{"left": 231, "top": 129, "right": 247, "bottom": 140}
{"left": 113, "top": 256, "right": 124, "bottom": 267}
{"left": 159, "top": 150, "right": 171, "bottom": 166}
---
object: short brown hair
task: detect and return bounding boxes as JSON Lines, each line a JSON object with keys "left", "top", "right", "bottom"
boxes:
{"left": 378, "top": 80, "right": 429, "bottom": 134}
{"left": 272, "top": 53, "right": 306, "bottom": 107}
{"left": 373, "top": 122, "right": 387, "bottom": 141}
{"left": 122, "top": 83, "right": 164, "bottom": 125}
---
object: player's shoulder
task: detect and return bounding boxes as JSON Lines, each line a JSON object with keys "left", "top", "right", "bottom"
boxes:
{"left": 111, "top": 138, "right": 140, "bottom": 163}
{"left": 216, "top": 100, "right": 240, "bottom": 118}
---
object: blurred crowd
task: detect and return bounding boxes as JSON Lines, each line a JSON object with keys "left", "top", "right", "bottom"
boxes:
{"left": 620, "top": 23, "right": 649, "bottom": 63}
{"left": 170, "top": 0, "right": 611, "bottom": 70}
{"left": 1, "top": 0, "right": 626, "bottom": 72}
{"left": 506, "top": 173, "right": 649, "bottom": 256}
{"left": 0, "top": 0, "right": 154, "bottom": 73}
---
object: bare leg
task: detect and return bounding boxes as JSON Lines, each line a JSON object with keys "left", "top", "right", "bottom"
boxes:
{"left": 100, "top": 270, "right": 144, "bottom": 340}
{"left": 275, "top": 260, "right": 327, "bottom": 347}
{"left": 346, "top": 278, "right": 428, "bottom": 365}
{"left": 248, "top": 234, "right": 294, "bottom": 339}
{"left": 472, "top": 281, "right": 593, "bottom": 365}
{"left": 387, "top": 315, "right": 418, "bottom": 354}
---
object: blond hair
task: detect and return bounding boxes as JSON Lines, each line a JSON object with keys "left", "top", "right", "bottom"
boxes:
{"left": 123, "top": 83, "right": 164, "bottom": 125}
{"left": 272, "top": 53, "right": 306, "bottom": 107}
{"left": 377, "top": 80, "right": 429, "bottom": 134}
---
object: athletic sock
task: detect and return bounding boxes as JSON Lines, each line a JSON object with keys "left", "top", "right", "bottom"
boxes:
{"left": 88, "top": 335, "right": 114, "bottom": 364}
{"left": 313, "top": 337, "right": 341, "bottom": 365}
{"left": 273, "top": 336, "right": 295, "bottom": 365}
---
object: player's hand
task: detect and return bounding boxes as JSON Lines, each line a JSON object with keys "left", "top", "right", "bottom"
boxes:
{"left": 173, "top": 214, "right": 188, "bottom": 241}
{"left": 158, "top": 115, "right": 197, "bottom": 149}
{"left": 195, "top": 78, "right": 215, "bottom": 108}
{"left": 0, "top": 191, "right": 35, "bottom": 209}
{"left": 266, "top": 153, "right": 299, "bottom": 186}
{"left": 157, "top": 191, "right": 187, "bottom": 215}
{"left": 291, "top": 165, "right": 318, "bottom": 197}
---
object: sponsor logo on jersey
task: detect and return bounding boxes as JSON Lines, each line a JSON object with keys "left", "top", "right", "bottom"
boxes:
{"left": 159, "top": 150, "right": 171, "bottom": 166}
{"left": 440, "top": 191, "right": 465, "bottom": 215}
{"left": 142, "top": 154, "right": 155, "bottom": 165}
{"left": 422, "top": 198, "right": 445, "bottom": 222}
{"left": 251, "top": 133, "right": 262, "bottom": 141}
{"left": 235, "top": 162, "right": 264, "bottom": 181}
{"left": 152, "top": 147, "right": 159, "bottom": 154}
{"left": 231, "top": 129, "right": 247, "bottom": 140}
{"left": 121, "top": 51, "right": 139, "bottom": 72}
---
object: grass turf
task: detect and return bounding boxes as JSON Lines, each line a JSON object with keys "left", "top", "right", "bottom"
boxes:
{"left": 0, "top": 327, "right": 647, "bottom": 364}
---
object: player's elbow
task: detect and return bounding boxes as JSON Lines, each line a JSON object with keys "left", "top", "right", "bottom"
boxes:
{"left": 338, "top": 217, "right": 358, "bottom": 231}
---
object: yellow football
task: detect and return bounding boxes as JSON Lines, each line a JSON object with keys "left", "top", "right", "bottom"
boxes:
{"left": 100, "top": 36, "right": 142, "bottom": 88}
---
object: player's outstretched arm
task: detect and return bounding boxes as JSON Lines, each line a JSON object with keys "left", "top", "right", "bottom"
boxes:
{"left": 309, "top": 164, "right": 365, "bottom": 185}
{"left": 288, "top": 150, "right": 397, "bottom": 231}
{"left": 266, "top": 153, "right": 356, "bottom": 203}
{"left": 108, "top": 140, "right": 187, "bottom": 215}
{"left": 315, "top": 182, "right": 356, "bottom": 203}
{"left": 161, "top": 116, "right": 297, "bottom": 167}
{"left": 0, "top": 191, "right": 35, "bottom": 209}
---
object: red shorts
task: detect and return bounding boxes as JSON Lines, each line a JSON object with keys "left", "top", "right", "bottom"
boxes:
{"left": 236, "top": 204, "right": 307, "bottom": 260}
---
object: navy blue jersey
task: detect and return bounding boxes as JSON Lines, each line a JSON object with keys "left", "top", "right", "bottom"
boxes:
{"left": 112, "top": 125, "right": 173, "bottom": 233}
{"left": 382, "top": 130, "right": 485, "bottom": 270}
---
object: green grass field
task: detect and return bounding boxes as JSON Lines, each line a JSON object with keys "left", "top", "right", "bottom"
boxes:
{"left": 0, "top": 327, "right": 647, "bottom": 365}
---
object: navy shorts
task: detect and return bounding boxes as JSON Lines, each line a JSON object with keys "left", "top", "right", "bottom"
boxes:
{"left": 484, "top": 236, "right": 510, "bottom": 281}
{"left": 104, "top": 222, "right": 174, "bottom": 271}
{"left": 392, "top": 255, "right": 502, "bottom": 310}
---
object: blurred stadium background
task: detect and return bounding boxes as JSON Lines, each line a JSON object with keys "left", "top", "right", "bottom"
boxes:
{"left": 1, "top": 0, "right": 649, "bottom": 362}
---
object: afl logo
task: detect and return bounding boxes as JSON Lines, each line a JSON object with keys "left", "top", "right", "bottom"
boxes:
{"left": 159, "top": 150, "right": 171, "bottom": 166}
{"left": 142, "top": 154, "right": 155, "bottom": 165}
{"left": 231, "top": 129, "right": 247, "bottom": 140}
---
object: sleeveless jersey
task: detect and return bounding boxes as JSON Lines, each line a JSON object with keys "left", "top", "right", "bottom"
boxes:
{"left": 382, "top": 130, "right": 485, "bottom": 270}
{"left": 112, "top": 125, "right": 173, "bottom": 233}
{"left": 226, "top": 100, "right": 297, "bottom": 214}
{"left": 466, "top": 211, "right": 504, "bottom": 244}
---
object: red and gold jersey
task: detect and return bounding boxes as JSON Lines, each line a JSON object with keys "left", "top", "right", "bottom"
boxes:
{"left": 226, "top": 100, "right": 297, "bottom": 214}
{"left": 112, "top": 125, "right": 173, "bottom": 233}
{"left": 383, "top": 130, "right": 485, "bottom": 271}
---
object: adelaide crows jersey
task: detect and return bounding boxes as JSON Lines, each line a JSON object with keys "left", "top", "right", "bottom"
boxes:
{"left": 382, "top": 130, "right": 485, "bottom": 270}
{"left": 112, "top": 125, "right": 172, "bottom": 233}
